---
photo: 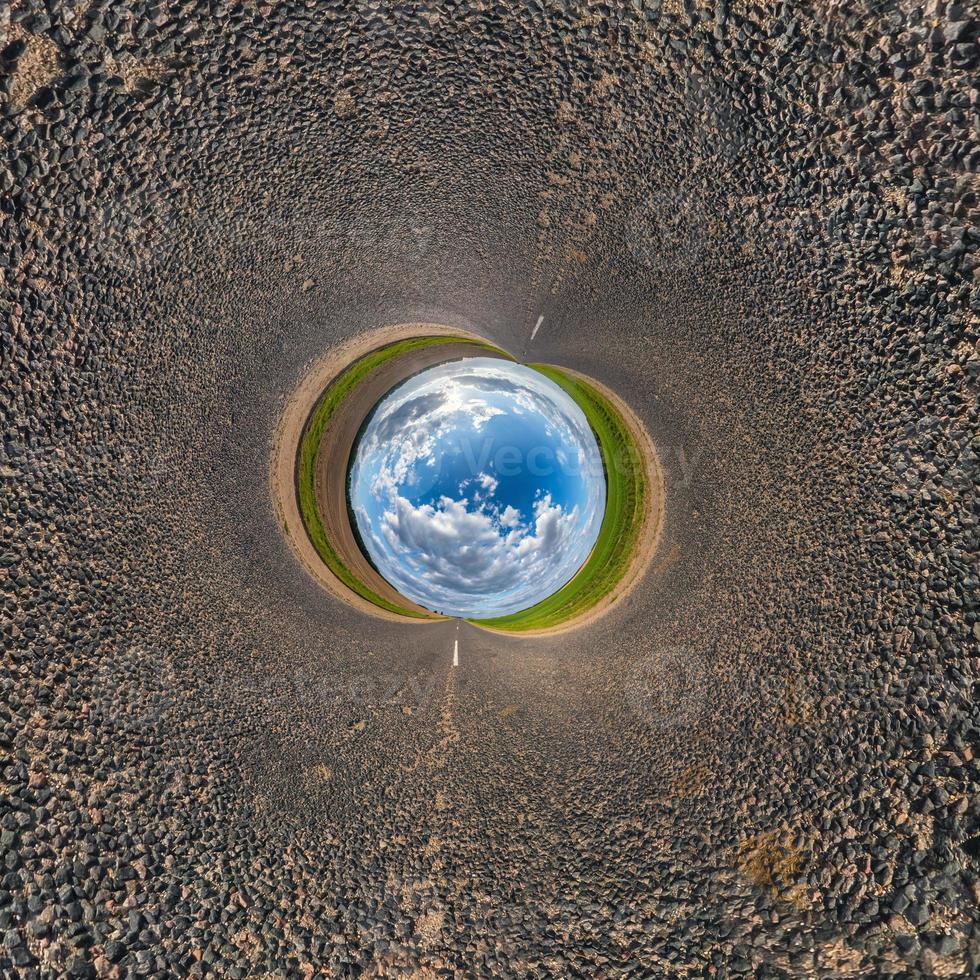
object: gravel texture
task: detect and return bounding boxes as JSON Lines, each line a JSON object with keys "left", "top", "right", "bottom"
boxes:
{"left": 1, "top": 0, "right": 978, "bottom": 977}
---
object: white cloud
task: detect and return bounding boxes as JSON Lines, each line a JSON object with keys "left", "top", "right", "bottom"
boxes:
{"left": 499, "top": 505, "right": 521, "bottom": 527}
{"left": 478, "top": 472, "right": 498, "bottom": 493}
{"left": 374, "top": 492, "right": 588, "bottom": 616}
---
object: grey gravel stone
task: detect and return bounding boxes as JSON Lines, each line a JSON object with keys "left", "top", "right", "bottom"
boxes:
{"left": 0, "top": 0, "right": 976, "bottom": 977}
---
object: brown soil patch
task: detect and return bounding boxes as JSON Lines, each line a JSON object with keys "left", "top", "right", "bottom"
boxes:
{"left": 736, "top": 830, "right": 805, "bottom": 895}
{"left": 102, "top": 52, "right": 171, "bottom": 91}
{"left": 6, "top": 24, "right": 59, "bottom": 107}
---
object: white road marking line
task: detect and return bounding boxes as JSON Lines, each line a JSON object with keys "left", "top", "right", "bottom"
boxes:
{"left": 453, "top": 638, "right": 459, "bottom": 667}
{"left": 530, "top": 314, "right": 544, "bottom": 340}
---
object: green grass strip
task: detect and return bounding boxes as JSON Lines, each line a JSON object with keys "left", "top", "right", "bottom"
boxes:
{"left": 470, "top": 364, "right": 647, "bottom": 631}
{"left": 297, "top": 335, "right": 510, "bottom": 618}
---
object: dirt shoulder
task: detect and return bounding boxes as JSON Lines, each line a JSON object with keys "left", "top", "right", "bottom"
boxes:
{"left": 272, "top": 329, "right": 662, "bottom": 632}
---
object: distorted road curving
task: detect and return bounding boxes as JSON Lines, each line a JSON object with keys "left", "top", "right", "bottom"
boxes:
{"left": 2, "top": 1, "right": 977, "bottom": 977}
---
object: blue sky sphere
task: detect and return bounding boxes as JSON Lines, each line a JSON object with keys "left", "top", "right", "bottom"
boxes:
{"left": 349, "top": 358, "right": 606, "bottom": 617}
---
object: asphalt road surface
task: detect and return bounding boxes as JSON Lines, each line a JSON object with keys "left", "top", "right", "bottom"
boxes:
{"left": 2, "top": 1, "right": 977, "bottom": 977}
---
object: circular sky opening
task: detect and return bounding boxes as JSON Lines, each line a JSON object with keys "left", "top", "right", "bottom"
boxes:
{"left": 349, "top": 357, "right": 606, "bottom": 618}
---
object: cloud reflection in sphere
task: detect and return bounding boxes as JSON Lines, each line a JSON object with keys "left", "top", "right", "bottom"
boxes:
{"left": 349, "top": 358, "right": 606, "bottom": 617}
